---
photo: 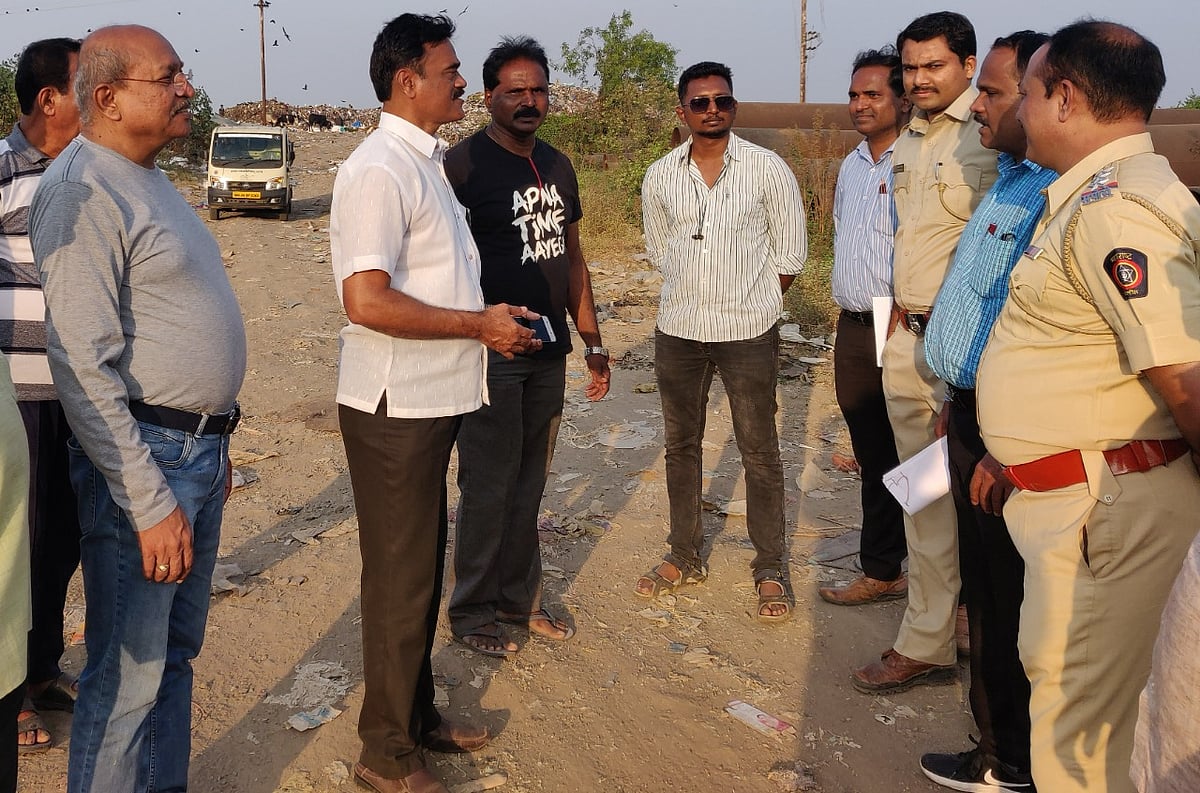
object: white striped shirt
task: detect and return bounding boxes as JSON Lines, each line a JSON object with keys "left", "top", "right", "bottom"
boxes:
{"left": 642, "top": 133, "right": 807, "bottom": 342}
{"left": 0, "top": 123, "right": 55, "bottom": 400}
{"left": 831, "top": 139, "right": 897, "bottom": 312}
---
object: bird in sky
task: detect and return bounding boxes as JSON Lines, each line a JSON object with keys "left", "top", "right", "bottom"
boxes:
{"left": 282, "top": 26, "right": 291, "bottom": 41}
{"left": 302, "top": 84, "right": 308, "bottom": 90}
{"left": 272, "top": 39, "right": 279, "bottom": 47}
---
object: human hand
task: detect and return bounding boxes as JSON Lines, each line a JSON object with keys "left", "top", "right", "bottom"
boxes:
{"left": 970, "top": 453, "right": 1014, "bottom": 516}
{"left": 136, "top": 505, "right": 194, "bottom": 584}
{"left": 479, "top": 304, "right": 542, "bottom": 359}
{"left": 934, "top": 402, "right": 950, "bottom": 439}
{"left": 585, "top": 355, "right": 611, "bottom": 401}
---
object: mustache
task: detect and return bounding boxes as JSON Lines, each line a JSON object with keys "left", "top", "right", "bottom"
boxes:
{"left": 973, "top": 113, "right": 986, "bottom": 126}
{"left": 453, "top": 88, "right": 465, "bottom": 100}
{"left": 172, "top": 102, "right": 191, "bottom": 115}
{"left": 514, "top": 106, "right": 541, "bottom": 119}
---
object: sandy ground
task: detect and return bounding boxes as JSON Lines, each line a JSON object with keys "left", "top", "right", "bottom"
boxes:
{"left": 18, "top": 130, "right": 974, "bottom": 793}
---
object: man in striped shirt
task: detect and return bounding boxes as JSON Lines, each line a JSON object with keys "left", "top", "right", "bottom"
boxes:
{"left": 920, "top": 31, "right": 1054, "bottom": 792}
{"left": 0, "top": 36, "right": 81, "bottom": 755}
{"left": 636, "top": 61, "right": 806, "bottom": 623}
{"left": 819, "top": 47, "right": 910, "bottom": 608}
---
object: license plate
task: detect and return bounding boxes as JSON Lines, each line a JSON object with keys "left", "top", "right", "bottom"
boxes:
{"left": 232, "top": 191, "right": 261, "bottom": 199}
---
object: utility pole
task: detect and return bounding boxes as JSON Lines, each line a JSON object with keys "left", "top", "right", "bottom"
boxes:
{"left": 799, "top": 0, "right": 808, "bottom": 102}
{"left": 256, "top": 0, "right": 270, "bottom": 124}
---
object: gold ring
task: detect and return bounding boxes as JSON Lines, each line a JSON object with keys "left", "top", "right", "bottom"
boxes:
{"left": 157, "top": 564, "right": 170, "bottom": 572}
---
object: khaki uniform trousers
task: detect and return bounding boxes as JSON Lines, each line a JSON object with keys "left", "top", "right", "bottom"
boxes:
{"left": 1003, "top": 456, "right": 1200, "bottom": 793}
{"left": 881, "top": 326, "right": 959, "bottom": 665}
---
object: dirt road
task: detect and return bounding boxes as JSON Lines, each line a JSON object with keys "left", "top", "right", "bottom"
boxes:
{"left": 19, "top": 130, "right": 970, "bottom": 793}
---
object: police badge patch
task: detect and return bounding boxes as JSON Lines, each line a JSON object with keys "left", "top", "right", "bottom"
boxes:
{"left": 1104, "top": 248, "right": 1148, "bottom": 299}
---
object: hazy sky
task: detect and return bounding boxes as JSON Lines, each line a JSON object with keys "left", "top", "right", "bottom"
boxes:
{"left": 1, "top": 0, "right": 1195, "bottom": 109}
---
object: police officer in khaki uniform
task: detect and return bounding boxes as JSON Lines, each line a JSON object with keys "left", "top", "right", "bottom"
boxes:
{"left": 977, "top": 21, "right": 1200, "bottom": 793}
{"left": 852, "top": 10, "right": 998, "bottom": 693}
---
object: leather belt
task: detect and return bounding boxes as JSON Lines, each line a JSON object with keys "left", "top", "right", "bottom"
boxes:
{"left": 1002, "top": 438, "right": 1190, "bottom": 492}
{"left": 129, "top": 400, "right": 241, "bottom": 436}
{"left": 840, "top": 309, "right": 873, "bottom": 326}
{"left": 889, "top": 305, "right": 931, "bottom": 337}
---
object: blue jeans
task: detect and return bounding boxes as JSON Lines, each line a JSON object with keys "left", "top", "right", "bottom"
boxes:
{"left": 67, "top": 422, "right": 228, "bottom": 793}
{"left": 654, "top": 327, "right": 786, "bottom": 577}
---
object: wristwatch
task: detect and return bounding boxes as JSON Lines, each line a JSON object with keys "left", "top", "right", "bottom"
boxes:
{"left": 584, "top": 346, "right": 609, "bottom": 358}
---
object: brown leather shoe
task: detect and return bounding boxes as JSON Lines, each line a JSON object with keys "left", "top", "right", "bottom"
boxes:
{"left": 818, "top": 574, "right": 908, "bottom": 606}
{"left": 955, "top": 604, "right": 970, "bottom": 657}
{"left": 421, "top": 718, "right": 490, "bottom": 753}
{"left": 353, "top": 763, "right": 449, "bottom": 793}
{"left": 851, "top": 649, "right": 956, "bottom": 694}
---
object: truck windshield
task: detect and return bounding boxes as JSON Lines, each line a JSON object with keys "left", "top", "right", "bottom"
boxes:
{"left": 211, "top": 134, "right": 284, "bottom": 168}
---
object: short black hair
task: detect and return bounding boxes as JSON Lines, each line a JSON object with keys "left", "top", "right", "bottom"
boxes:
{"left": 482, "top": 35, "right": 549, "bottom": 91}
{"left": 369, "top": 13, "right": 455, "bottom": 102}
{"left": 677, "top": 61, "right": 732, "bottom": 103}
{"left": 992, "top": 30, "right": 1050, "bottom": 77}
{"left": 852, "top": 46, "right": 903, "bottom": 99}
{"left": 897, "top": 11, "right": 976, "bottom": 64}
{"left": 1038, "top": 19, "right": 1163, "bottom": 123}
{"left": 15, "top": 37, "right": 81, "bottom": 115}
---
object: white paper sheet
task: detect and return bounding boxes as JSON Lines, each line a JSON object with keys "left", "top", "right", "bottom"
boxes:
{"left": 882, "top": 436, "right": 951, "bottom": 515}
{"left": 872, "top": 296, "right": 892, "bottom": 367}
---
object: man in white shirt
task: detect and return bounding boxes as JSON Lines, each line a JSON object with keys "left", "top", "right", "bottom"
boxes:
{"left": 636, "top": 61, "right": 806, "bottom": 623}
{"left": 330, "top": 13, "right": 540, "bottom": 793}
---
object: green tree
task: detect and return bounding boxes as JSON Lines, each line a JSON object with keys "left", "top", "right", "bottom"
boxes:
{"left": 559, "top": 10, "right": 677, "bottom": 98}
{"left": 0, "top": 55, "right": 19, "bottom": 133}
{"left": 551, "top": 11, "right": 679, "bottom": 221}
{"left": 164, "top": 85, "right": 216, "bottom": 164}
{"left": 1179, "top": 92, "right": 1200, "bottom": 110}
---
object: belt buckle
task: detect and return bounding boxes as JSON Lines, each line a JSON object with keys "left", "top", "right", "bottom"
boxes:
{"left": 194, "top": 402, "right": 240, "bottom": 436}
{"left": 904, "top": 313, "right": 924, "bottom": 335}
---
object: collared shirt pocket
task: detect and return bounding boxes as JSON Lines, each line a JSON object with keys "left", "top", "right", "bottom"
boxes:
{"left": 934, "top": 161, "right": 985, "bottom": 222}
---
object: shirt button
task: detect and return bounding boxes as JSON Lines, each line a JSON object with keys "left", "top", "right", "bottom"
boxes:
{"left": 1102, "top": 494, "right": 1114, "bottom": 504}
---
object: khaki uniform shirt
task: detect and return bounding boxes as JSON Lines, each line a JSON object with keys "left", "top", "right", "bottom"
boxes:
{"left": 892, "top": 87, "right": 998, "bottom": 311}
{"left": 978, "top": 133, "right": 1200, "bottom": 498}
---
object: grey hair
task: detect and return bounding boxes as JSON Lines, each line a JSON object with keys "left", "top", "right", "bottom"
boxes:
{"left": 74, "top": 43, "right": 129, "bottom": 124}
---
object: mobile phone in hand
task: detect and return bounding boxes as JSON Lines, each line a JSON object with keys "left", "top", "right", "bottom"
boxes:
{"left": 515, "top": 316, "right": 556, "bottom": 343}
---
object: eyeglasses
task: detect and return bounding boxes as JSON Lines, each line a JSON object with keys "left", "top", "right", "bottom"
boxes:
{"left": 686, "top": 94, "right": 736, "bottom": 113}
{"left": 114, "top": 71, "right": 192, "bottom": 94}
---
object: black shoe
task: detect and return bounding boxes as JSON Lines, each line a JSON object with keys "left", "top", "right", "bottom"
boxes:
{"left": 920, "top": 747, "right": 1034, "bottom": 792}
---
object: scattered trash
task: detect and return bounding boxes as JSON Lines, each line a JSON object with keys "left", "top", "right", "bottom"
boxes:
{"left": 323, "top": 762, "right": 350, "bottom": 784}
{"left": 725, "top": 700, "right": 796, "bottom": 735}
{"left": 683, "top": 647, "right": 716, "bottom": 667}
{"left": 230, "top": 467, "right": 259, "bottom": 489}
{"left": 721, "top": 499, "right": 748, "bottom": 516}
{"left": 595, "top": 421, "right": 657, "bottom": 449}
{"left": 600, "top": 671, "right": 619, "bottom": 689}
{"left": 874, "top": 713, "right": 896, "bottom": 726}
{"left": 668, "top": 642, "right": 688, "bottom": 654}
{"left": 555, "top": 472, "right": 581, "bottom": 484}
{"left": 434, "top": 685, "right": 450, "bottom": 708}
{"left": 229, "top": 449, "right": 280, "bottom": 467}
{"left": 767, "top": 762, "right": 818, "bottom": 792}
{"left": 830, "top": 454, "right": 859, "bottom": 475}
{"left": 779, "top": 324, "right": 806, "bottom": 343}
{"left": 449, "top": 773, "right": 509, "bottom": 793}
{"left": 799, "top": 461, "right": 835, "bottom": 493}
{"left": 264, "top": 660, "right": 352, "bottom": 708}
{"left": 291, "top": 517, "right": 356, "bottom": 545}
{"left": 211, "top": 562, "right": 249, "bottom": 595}
{"left": 287, "top": 704, "right": 342, "bottom": 732}
{"left": 637, "top": 608, "right": 672, "bottom": 625}
{"left": 633, "top": 382, "right": 658, "bottom": 393}
{"left": 275, "top": 505, "right": 303, "bottom": 516}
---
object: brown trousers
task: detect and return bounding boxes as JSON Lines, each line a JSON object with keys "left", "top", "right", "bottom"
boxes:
{"left": 339, "top": 402, "right": 461, "bottom": 778}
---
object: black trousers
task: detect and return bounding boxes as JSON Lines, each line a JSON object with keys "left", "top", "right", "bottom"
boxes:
{"left": 0, "top": 682, "right": 19, "bottom": 793}
{"left": 946, "top": 391, "right": 1032, "bottom": 772}
{"left": 19, "top": 400, "right": 81, "bottom": 686}
{"left": 340, "top": 401, "right": 461, "bottom": 778}
{"left": 832, "top": 311, "right": 906, "bottom": 580}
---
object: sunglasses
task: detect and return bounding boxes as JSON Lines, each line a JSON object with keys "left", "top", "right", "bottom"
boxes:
{"left": 686, "top": 94, "right": 736, "bottom": 113}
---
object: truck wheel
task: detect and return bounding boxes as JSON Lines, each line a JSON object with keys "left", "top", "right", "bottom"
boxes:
{"left": 209, "top": 207, "right": 220, "bottom": 221}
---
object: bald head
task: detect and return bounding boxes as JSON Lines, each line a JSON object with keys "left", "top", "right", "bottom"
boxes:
{"left": 76, "top": 25, "right": 179, "bottom": 124}
{"left": 74, "top": 24, "right": 194, "bottom": 167}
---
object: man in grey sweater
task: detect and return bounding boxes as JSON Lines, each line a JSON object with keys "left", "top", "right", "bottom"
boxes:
{"left": 29, "top": 25, "right": 245, "bottom": 793}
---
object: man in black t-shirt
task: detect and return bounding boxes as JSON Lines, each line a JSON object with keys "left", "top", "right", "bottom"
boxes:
{"left": 444, "top": 36, "right": 610, "bottom": 657}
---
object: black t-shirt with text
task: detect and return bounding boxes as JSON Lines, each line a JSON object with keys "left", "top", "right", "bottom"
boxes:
{"left": 444, "top": 130, "right": 583, "bottom": 358}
